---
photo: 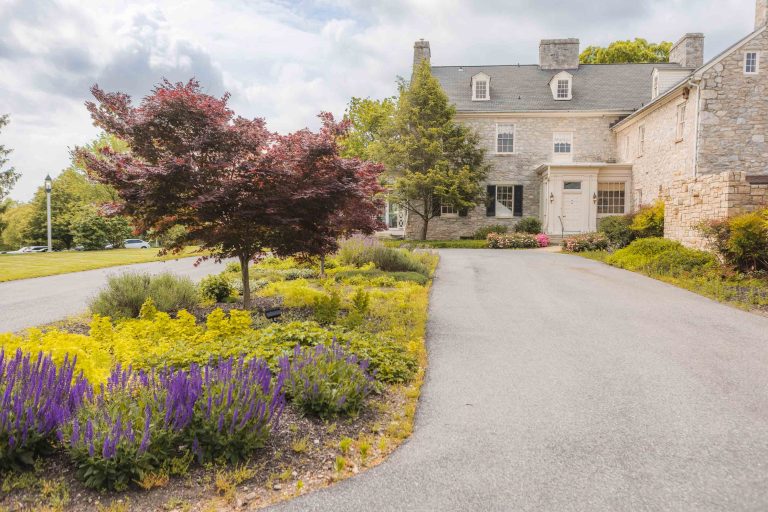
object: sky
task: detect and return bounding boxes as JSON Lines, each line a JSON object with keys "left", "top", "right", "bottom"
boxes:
{"left": 0, "top": 0, "right": 759, "bottom": 201}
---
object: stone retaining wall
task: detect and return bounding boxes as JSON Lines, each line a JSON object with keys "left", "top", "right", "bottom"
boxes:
{"left": 664, "top": 171, "right": 768, "bottom": 248}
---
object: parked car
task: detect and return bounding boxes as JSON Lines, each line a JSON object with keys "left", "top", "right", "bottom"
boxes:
{"left": 106, "top": 239, "right": 151, "bottom": 249}
{"left": 5, "top": 246, "right": 49, "bottom": 254}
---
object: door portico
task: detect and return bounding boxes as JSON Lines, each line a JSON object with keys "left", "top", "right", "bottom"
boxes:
{"left": 537, "top": 163, "right": 632, "bottom": 236}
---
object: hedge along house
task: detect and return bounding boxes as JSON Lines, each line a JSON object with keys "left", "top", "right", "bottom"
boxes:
{"left": 394, "top": 0, "right": 768, "bottom": 242}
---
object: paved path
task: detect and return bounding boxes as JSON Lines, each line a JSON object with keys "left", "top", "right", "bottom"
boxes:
{"left": 270, "top": 249, "right": 768, "bottom": 512}
{"left": 0, "top": 257, "right": 227, "bottom": 332}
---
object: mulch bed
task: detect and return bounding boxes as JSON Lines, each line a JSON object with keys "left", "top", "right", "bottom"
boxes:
{"left": 1, "top": 388, "right": 406, "bottom": 511}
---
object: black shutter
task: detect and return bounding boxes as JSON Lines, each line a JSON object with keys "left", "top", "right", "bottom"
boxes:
{"left": 486, "top": 185, "right": 496, "bottom": 217}
{"left": 458, "top": 207, "right": 468, "bottom": 217}
{"left": 513, "top": 185, "right": 523, "bottom": 217}
{"left": 432, "top": 197, "right": 441, "bottom": 217}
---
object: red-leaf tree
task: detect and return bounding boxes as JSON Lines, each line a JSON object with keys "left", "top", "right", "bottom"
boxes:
{"left": 267, "top": 114, "right": 385, "bottom": 276}
{"left": 77, "top": 80, "right": 384, "bottom": 305}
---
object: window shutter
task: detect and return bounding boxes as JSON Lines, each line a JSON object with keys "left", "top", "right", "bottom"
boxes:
{"left": 486, "top": 185, "right": 496, "bottom": 217}
{"left": 458, "top": 207, "right": 468, "bottom": 217}
{"left": 432, "top": 197, "right": 441, "bottom": 217}
{"left": 513, "top": 185, "right": 523, "bottom": 217}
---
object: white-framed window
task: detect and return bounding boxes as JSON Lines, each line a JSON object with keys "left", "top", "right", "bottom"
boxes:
{"left": 496, "top": 124, "right": 515, "bottom": 154}
{"left": 549, "top": 71, "right": 573, "bottom": 100}
{"left": 637, "top": 125, "right": 645, "bottom": 157}
{"left": 494, "top": 185, "right": 517, "bottom": 217}
{"left": 597, "top": 182, "right": 627, "bottom": 215}
{"left": 556, "top": 80, "right": 570, "bottom": 99}
{"left": 440, "top": 203, "right": 458, "bottom": 216}
{"left": 472, "top": 73, "right": 490, "bottom": 101}
{"left": 552, "top": 132, "right": 573, "bottom": 162}
{"left": 676, "top": 103, "right": 686, "bottom": 141}
{"left": 745, "top": 52, "right": 759, "bottom": 74}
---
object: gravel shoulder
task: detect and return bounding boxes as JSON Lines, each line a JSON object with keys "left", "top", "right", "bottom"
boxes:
{"left": 267, "top": 249, "right": 768, "bottom": 512}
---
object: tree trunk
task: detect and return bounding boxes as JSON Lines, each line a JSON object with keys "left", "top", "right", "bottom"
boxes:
{"left": 239, "top": 253, "right": 251, "bottom": 308}
{"left": 319, "top": 254, "right": 326, "bottom": 278}
{"left": 420, "top": 218, "right": 429, "bottom": 240}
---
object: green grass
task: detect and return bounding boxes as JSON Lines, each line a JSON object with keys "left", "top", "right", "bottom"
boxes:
{"left": 382, "top": 239, "right": 488, "bottom": 249}
{"left": 0, "top": 247, "right": 204, "bottom": 282}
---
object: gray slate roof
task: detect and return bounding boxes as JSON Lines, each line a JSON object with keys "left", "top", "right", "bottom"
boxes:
{"left": 431, "top": 63, "right": 692, "bottom": 112}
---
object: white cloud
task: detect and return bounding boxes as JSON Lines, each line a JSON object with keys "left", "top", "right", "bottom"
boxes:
{"left": 0, "top": 0, "right": 759, "bottom": 200}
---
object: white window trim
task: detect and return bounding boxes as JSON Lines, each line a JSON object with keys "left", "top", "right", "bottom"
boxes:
{"left": 555, "top": 79, "right": 571, "bottom": 100}
{"left": 495, "top": 123, "right": 516, "bottom": 155}
{"left": 637, "top": 125, "right": 645, "bottom": 157}
{"left": 491, "top": 183, "right": 519, "bottom": 218}
{"left": 744, "top": 51, "right": 760, "bottom": 75}
{"left": 471, "top": 73, "right": 490, "bottom": 101}
{"left": 675, "top": 103, "right": 686, "bottom": 142}
{"left": 596, "top": 180, "right": 630, "bottom": 218}
{"left": 552, "top": 132, "right": 573, "bottom": 162}
{"left": 440, "top": 203, "right": 458, "bottom": 217}
{"left": 549, "top": 71, "right": 573, "bottom": 101}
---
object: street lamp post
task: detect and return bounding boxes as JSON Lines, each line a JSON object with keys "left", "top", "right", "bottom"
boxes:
{"left": 45, "top": 174, "right": 52, "bottom": 252}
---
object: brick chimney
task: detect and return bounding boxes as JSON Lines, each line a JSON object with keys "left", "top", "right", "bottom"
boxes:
{"left": 669, "top": 33, "right": 704, "bottom": 68}
{"left": 757, "top": 0, "right": 768, "bottom": 29}
{"left": 539, "top": 39, "right": 580, "bottom": 70}
{"left": 413, "top": 39, "right": 430, "bottom": 71}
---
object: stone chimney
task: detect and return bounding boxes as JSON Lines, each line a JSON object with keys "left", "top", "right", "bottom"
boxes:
{"left": 669, "top": 33, "right": 704, "bottom": 68}
{"left": 757, "top": 0, "right": 768, "bottom": 29}
{"left": 539, "top": 39, "right": 580, "bottom": 70}
{"left": 413, "top": 39, "right": 430, "bottom": 71}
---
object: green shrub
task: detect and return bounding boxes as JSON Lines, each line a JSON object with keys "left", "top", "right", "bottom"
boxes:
{"left": 631, "top": 201, "right": 665, "bottom": 238}
{"left": 224, "top": 261, "right": 241, "bottom": 274}
{"left": 280, "top": 344, "right": 372, "bottom": 418}
{"left": 346, "top": 333, "right": 418, "bottom": 385}
{"left": 313, "top": 290, "right": 341, "bottom": 325}
{"left": 486, "top": 233, "right": 538, "bottom": 249}
{"left": 199, "top": 274, "right": 234, "bottom": 302}
{"left": 333, "top": 269, "right": 428, "bottom": 286}
{"left": 701, "top": 212, "right": 768, "bottom": 271}
{"left": 599, "top": 215, "right": 636, "bottom": 248}
{"left": 338, "top": 237, "right": 428, "bottom": 275}
{"left": 473, "top": 224, "right": 508, "bottom": 240}
{"left": 514, "top": 217, "right": 542, "bottom": 234}
{"left": 607, "top": 238, "right": 716, "bottom": 276}
{"left": 90, "top": 272, "right": 198, "bottom": 319}
{"left": 562, "top": 232, "right": 609, "bottom": 252}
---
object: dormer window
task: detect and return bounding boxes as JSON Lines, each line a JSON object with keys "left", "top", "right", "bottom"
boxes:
{"left": 471, "top": 73, "right": 490, "bottom": 101}
{"left": 549, "top": 71, "right": 572, "bottom": 101}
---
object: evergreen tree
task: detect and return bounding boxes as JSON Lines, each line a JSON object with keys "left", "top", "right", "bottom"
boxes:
{"left": 384, "top": 61, "right": 488, "bottom": 239}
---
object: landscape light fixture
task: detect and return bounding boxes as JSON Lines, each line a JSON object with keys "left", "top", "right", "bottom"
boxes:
{"left": 45, "top": 174, "right": 52, "bottom": 252}
{"left": 265, "top": 307, "right": 282, "bottom": 322}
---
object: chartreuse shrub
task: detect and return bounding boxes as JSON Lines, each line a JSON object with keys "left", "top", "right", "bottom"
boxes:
{"left": 606, "top": 238, "right": 716, "bottom": 276}
{"left": 630, "top": 200, "right": 665, "bottom": 238}
{"left": 280, "top": 344, "right": 373, "bottom": 418}
{"left": 0, "top": 349, "right": 89, "bottom": 469}
{"left": 90, "top": 272, "right": 198, "bottom": 319}
{"left": 199, "top": 274, "right": 235, "bottom": 302}
{"left": 700, "top": 211, "right": 768, "bottom": 271}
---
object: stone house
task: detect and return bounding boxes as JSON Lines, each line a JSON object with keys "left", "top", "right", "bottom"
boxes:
{"left": 385, "top": 0, "right": 768, "bottom": 244}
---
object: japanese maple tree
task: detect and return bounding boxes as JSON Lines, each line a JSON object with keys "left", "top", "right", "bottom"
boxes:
{"left": 266, "top": 114, "right": 385, "bottom": 276}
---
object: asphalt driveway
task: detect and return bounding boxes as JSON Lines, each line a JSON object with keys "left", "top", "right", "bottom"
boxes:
{"left": 269, "top": 249, "right": 768, "bottom": 512}
{"left": 0, "top": 257, "right": 226, "bottom": 332}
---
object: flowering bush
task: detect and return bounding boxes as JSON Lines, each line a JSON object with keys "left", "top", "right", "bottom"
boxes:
{"left": 561, "top": 232, "right": 609, "bottom": 252}
{"left": 64, "top": 364, "right": 201, "bottom": 490}
{"left": 280, "top": 344, "right": 373, "bottom": 418}
{"left": 487, "top": 233, "right": 539, "bottom": 249}
{"left": 535, "top": 233, "right": 550, "bottom": 247}
{"left": 187, "top": 356, "right": 285, "bottom": 464}
{"left": 0, "top": 349, "right": 88, "bottom": 469}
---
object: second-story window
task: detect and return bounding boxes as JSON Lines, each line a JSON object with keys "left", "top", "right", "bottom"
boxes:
{"left": 676, "top": 103, "right": 686, "bottom": 141}
{"left": 553, "top": 132, "right": 573, "bottom": 162}
{"left": 745, "top": 52, "right": 759, "bottom": 74}
{"left": 496, "top": 124, "right": 515, "bottom": 153}
{"left": 556, "top": 79, "right": 570, "bottom": 99}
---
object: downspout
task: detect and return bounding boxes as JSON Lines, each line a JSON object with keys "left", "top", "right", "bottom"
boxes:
{"left": 688, "top": 76, "right": 702, "bottom": 178}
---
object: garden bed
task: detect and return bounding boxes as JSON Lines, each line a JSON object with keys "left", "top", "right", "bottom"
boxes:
{"left": 0, "top": 240, "right": 435, "bottom": 511}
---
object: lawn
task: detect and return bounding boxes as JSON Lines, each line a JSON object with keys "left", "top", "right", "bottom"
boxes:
{"left": 0, "top": 247, "right": 203, "bottom": 282}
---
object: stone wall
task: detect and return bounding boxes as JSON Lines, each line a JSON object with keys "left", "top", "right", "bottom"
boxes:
{"left": 697, "top": 29, "right": 768, "bottom": 177}
{"left": 614, "top": 89, "right": 697, "bottom": 209}
{"left": 664, "top": 171, "right": 768, "bottom": 248}
{"left": 405, "top": 114, "right": 621, "bottom": 239}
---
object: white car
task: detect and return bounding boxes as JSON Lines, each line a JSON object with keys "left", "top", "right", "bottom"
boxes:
{"left": 106, "top": 239, "right": 151, "bottom": 249}
{"left": 6, "top": 246, "right": 48, "bottom": 254}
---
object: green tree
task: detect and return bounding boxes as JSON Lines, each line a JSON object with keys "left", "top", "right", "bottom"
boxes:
{"left": 72, "top": 206, "right": 132, "bottom": 250}
{"left": 580, "top": 38, "right": 672, "bottom": 64}
{"left": 0, "top": 114, "right": 20, "bottom": 202}
{"left": 339, "top": 96, "right": 396, "bottom": 161}
{"left": 0, "top": 201, "right": 34, "bottom": 250}
{"left": 384, "top": 61, "right": 488, "bottom": 240}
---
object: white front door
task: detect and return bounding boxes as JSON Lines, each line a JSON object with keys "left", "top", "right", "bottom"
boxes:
{"left": 561, "top": 180, "right": 588, "bottom": 232}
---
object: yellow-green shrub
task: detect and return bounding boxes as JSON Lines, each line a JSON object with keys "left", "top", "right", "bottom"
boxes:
{"left": 258, "top": 279, "right": 326, "bottom": 308}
